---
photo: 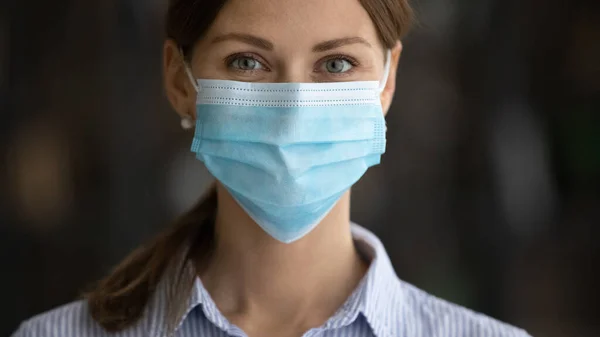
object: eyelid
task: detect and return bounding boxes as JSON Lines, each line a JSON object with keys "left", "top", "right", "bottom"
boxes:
{"left": 315, "top": 54, "right": 359, "bottom": 68}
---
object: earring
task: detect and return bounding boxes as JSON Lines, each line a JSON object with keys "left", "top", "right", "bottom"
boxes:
{"left": 180, "top": 117, "right": 194, "bottom": 130}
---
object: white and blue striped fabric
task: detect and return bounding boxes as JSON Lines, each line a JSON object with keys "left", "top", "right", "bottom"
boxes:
{"left": 12, "top": 225, "right": 531, "bottom": 337}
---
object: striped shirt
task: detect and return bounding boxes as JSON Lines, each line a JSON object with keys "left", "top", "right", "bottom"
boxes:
{"left": 12, "top": 224, "right": 531, "bottom": 337}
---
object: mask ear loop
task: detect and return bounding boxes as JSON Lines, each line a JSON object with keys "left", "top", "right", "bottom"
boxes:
{"left": 379, "top": 50, "right": 392, "bottom": 133}
{"left": 179, "top": 47, "right": 198, "bottom": 129}
{"left": 379, "top": 50, "right": 392, "bottom": 93}
{"left": 180, "top": 47, "right": 200, "bottom": 93}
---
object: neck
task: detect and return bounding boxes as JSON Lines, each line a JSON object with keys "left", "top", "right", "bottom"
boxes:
{"left": 199, "top": 183, "right": 367, "bottom": 329}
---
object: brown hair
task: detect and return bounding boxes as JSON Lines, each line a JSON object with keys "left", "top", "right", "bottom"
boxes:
{"left": 87, "top": 0, "right": 414, "bottom": 332}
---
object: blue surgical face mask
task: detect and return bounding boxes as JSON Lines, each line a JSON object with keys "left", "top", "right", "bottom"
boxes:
{"left": 184, "top": 51, "right": 391, "bottom": 243}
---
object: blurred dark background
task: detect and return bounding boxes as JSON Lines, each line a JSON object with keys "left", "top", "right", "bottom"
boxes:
{"left": 1, "top": 0, "right": 598, "bottom": 336}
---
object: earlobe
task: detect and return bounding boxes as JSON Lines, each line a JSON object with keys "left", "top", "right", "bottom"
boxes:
{"left": 163, "top": 40, "right": 195, "bottom": 120}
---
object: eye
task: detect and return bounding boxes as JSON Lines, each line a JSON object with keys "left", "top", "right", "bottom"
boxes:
{"left": 229, "top": 56, "right": 264, "bottom": 71}
{"left": 323, "top": 58, "right": 354, "bottom": 73}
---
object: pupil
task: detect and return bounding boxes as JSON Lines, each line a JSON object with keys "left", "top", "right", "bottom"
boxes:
{"left": 328, "top": 60, "right": 344, "bottom": 73}
{"left": 242, "top": 58, "right": 255, "bottom": 69}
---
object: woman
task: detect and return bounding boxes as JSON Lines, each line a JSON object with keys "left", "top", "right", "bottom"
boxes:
{"left": 13, "top": 0, "right": 531, "bottom": 336}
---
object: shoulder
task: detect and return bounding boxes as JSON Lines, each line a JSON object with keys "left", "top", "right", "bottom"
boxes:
{"left": 396, "top": 280, "right": 532, "bottom": 337}
{"left": 11, "top": 300, "right": 110, "bottom": 337}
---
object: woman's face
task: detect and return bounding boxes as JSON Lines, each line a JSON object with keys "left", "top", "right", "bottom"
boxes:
{"left": 164, "top": 0, "right": 401, "bottom": 120}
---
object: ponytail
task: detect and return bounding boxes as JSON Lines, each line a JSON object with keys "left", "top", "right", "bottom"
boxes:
{"left": 86, "top": 185, "right": 217, "bottom": 332}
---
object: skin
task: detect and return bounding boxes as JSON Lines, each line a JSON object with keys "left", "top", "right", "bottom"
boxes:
{"left": 163, "top": 0, "right": 402, "bottom": 336}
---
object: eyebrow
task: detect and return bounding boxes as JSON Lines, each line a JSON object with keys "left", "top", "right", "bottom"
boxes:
{"left": 212, "top": 33, "right": 274, "bottom": 50}
{"left": 312, "top": 37, "right": 372, "bottom": 52}
{"left": 211, "top": 34, "right": 372, "bottom": 53}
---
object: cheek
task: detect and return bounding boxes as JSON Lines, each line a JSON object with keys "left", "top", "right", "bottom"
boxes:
{"left": 189, "top": 49, "right": 226, "bottom": 80}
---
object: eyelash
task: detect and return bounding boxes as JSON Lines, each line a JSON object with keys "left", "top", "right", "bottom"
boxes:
{"left": 224, "top": 53, "right": 360, "bottom": 76}
{"left": 225, "top": 53, "right": 271, "bottom": 73}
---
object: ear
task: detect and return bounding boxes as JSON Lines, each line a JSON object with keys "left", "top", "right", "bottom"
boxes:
{"left": 380, "top": 41, "right": 402, "bottom": 116}
{"left": 163, "top": 40, "right": 197, "bottom": 121}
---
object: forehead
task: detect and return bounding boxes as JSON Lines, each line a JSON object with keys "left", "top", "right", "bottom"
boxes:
{"left": 204, "top": 0, "right": 382, "bottom": 49}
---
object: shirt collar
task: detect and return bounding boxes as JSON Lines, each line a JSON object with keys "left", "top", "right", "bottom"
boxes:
{"left": 146, "top": 224, "right": 402, "bottom": 337}
{"left": 351, "top": 224, "right": 404, "bottom": 337}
